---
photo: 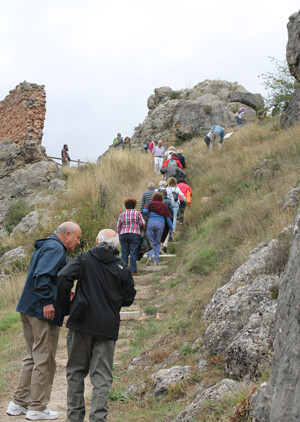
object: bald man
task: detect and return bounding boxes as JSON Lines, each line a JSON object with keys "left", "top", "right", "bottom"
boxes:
{"left": 7, "top": 222, "right": 82, "bottom": 421}
{"left": 56, "top": 229, "right": 136, "bottom": 422}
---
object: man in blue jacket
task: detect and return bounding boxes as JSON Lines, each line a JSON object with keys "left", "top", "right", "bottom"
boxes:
{"left": 209, "top": 125, "right": 225, "bottom": 151}
{"left": 6, "top": 222, "right": 81, "bottom": 421}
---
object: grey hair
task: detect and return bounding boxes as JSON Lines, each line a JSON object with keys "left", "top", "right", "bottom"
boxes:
{"left": 96, "top": 230, "right": 119, "bottom": 247}
{"left": 159, "top": 180, "right": 167, "bottom": 187}
{"left": 56, "top": 222, "right": 79, "bottom": 234}
{"left": 148, "top": 182, "right": 155, "bottom": 189}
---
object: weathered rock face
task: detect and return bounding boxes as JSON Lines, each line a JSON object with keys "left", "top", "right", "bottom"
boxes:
{"left": 252, "top": 208, "right": 300, "bottom": 421}
{"left": 131, "top": 80, "right": 263, "bottom": 145}
{"left": 0, "top": 81, "right": 46, "bottom": 145}
{"left": 203, "top": 226, "right": 292, "bottom": 379}
{"left": 0, "top": 139, "right": 60, "bottom": 237}
{"left": 281, "top": 11, "right": 300, "bottom": 128}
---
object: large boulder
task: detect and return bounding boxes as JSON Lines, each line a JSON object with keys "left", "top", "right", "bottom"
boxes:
{"left": 131, "top": 80, "right": 263, "bottom": 146}
{"left": 252, "top": 208, "right": 300, "bottom": 421}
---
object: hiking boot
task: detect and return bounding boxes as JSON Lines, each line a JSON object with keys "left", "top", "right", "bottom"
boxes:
{"left": 162, "top": 246, "right": 167, "bottom": 253}
{"left": 7, "top": 401, "right": 28, "bottom": 416}
{"left": 26, "top": 408, "right": 59, "bottom": 420}
{"left": 146, "top": 257, "right": 152, "bottom": 266}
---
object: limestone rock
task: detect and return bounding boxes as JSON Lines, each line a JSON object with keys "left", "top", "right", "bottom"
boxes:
{"left": 283, "top": 183, "right": 300, "bottom": 208}
{"left": 131, "top": 80, "right": 263, "bottom": 146}
{"left": 281, "top": 10, "right": 300, "bottom": 128}
{"left": 286, "top": 11, "right": 300, "bottom": 82}
{"left": 172, "top": 379, "right": 239, "bottom": 421}
{"left": 149, "top": 365, "right": 191, "bottom": 397}
{"left": 0, "top": 139, "right": 60, "bottom": 232}
{"left": 127, "top": 365, "right": 192, "bottom": 398}
{"left": 11, "top": 211, "right": 40, "bottom": 235}
{"left": 204, "top": 236, "right": 286, "bottom": 379}
{"left": 252, "top": 208, "right": 300, "bottom": 421}
{"left": 0, "top": 246, "right": 27, "bottom": 266}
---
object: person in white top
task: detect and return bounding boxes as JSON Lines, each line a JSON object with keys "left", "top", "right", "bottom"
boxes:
{"left": 166, "top": 177, "right": 186, "bottom": 232}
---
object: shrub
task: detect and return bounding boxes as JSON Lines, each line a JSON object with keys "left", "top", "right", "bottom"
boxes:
{"left": 4, "top": 200, "right": 30, "bottom": 234}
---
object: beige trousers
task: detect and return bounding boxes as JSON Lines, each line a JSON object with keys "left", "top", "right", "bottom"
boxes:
{"left": 13, "top": 313, "right": 60, "bottom": 411}
{"left": 208, "top": 132, "right": 222, "bottom": 150}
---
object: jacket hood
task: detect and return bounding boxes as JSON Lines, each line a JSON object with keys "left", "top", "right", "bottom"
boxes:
{"left": 34, "top": 233, "right": 66, "bottom": 251}
{"left": 89, "top": 242, "right": 120, "bottom": 264}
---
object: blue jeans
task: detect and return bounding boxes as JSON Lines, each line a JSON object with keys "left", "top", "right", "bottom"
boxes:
{"left": 172, "top": 201, "right": 179, "bottom": 230}
{"left": 146, "top": 220, "right": 165, "bottom": 263}
{"left": 120, "top": 233, "right": 141, "bottom": 273}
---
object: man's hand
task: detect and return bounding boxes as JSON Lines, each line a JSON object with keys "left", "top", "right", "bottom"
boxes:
{"left": 43, "top": 304, "right": 55, "bottom": 320}
{"left": 172, "top": 230, "right": 176, "bottom": 237}
{"left": 70, "top": 290, "right": 75, "bottom": 301}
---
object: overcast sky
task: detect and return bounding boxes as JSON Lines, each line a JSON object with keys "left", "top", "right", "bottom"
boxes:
{"left": 0, "top": 1, "right": 299, "bottom": 163}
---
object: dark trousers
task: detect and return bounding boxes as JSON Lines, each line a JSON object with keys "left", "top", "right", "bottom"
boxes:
{"left": 120, "top": 233, "right": 140, "bottom": 273}
{"left": 66, "top": 330, "right": 115, "bottom": 422}
{"left": 178, "top": 201, "right": 187, "bottom": 223}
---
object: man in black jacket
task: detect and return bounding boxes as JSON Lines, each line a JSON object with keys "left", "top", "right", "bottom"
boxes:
{"left": 56, "top": 229, "right": 136, "bottom": 422}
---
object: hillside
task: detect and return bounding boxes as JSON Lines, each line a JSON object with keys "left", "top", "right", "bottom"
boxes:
{"left": 1, "top": 117, "right": 300, "bottom": 420}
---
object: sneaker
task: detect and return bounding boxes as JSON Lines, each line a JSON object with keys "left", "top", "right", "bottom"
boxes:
{"left": 7, "top": 401, "right": 28, "bottom": 416}
{"left": 146, "top": 257, "right": 152, "bottom": 266}
{"left": 26, "top": 408, "right": 59, "bottom": 420}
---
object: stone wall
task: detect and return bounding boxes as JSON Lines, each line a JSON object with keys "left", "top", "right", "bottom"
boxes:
{"left": 0, "top": 81, "right": 46, "bottom": 145}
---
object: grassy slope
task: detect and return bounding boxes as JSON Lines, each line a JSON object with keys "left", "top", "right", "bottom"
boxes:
{"left": 1, "top": 118, "right": 300, "bottom": 420}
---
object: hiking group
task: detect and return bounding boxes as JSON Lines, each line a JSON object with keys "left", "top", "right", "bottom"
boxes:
{"left": 116, "top": 139, "right": 193, "bottom": 276}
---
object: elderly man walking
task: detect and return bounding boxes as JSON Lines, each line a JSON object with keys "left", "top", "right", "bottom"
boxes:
{"left": 56, "top": 229, "right": 136, "bottom": 422}
{"left": 152, "top": 140, "right": 165, "bottom": 173}
{"left": 6, "top": 222, "right": 82, "bottom": 421}
{"left": 140, "top": 182, "right": 155, "bottom": 212}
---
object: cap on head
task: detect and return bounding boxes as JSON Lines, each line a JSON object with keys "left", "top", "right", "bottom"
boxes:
{"left": 177, "top": 149, "right": 183, "bottom": 154}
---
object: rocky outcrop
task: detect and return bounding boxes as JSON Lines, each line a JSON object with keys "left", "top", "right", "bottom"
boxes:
{"left": 0, "top": 81, "right": 46, "bottom": 145}
{"left": 131, "top": 80, "right": 263, "bottom": 145}
{"left": 204, "top": 226, "right": 292, "bottom": 380}
{"left": 0, "top": 139, "right": 60, "bottom": 237}
{"left": 252, "top": 208, "right": 300, "bottom": 421}
{"left": 281, "top": 11, "right": 300, "bottom": 128}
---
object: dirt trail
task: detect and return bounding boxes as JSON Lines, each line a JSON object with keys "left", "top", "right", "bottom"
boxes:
{"left": 0, "top": 259, "right": 171, "bottom": 421}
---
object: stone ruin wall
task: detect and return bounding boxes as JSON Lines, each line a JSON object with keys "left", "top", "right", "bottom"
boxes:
{"left": 0, "top": 81, "right": 46, "bottom": 145}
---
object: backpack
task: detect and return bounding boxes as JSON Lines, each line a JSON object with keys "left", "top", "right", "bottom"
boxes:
{"left": 113, "top": 138, "right": 119, "bottom": 146}
{"left": 168, "top": 158, "right": 177, "bottom": 168}
{"left": 170, "top": 188, "right": 179, "bottom": 202}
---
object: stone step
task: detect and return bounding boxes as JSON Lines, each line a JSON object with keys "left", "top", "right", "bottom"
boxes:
{"left": 142, "top": 253, "right": 176, "bottom": 258}
{"left": 141, "top": 265, "right": 168, "bottom": 272}
{"left": 135, "top": 291, "right": 152, "bottom": 300}
{"left": 120, "top": 310, "right": 141, "bottom": 321}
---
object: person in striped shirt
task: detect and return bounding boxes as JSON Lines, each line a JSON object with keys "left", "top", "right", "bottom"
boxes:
{"left": 117, "top": 199, "right": 146, "bottom": 276}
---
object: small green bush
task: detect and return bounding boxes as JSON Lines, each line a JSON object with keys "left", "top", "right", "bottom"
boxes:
{"left": 108, "top": 388, "right": 129, "bottom": 402}
{"left": 4, "top": 200, "right": 30, "bottom": 234}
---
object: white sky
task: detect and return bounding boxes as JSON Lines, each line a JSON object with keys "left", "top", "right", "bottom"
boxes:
{"left": 0, "top": 1, "right": 299, "bottom": 162}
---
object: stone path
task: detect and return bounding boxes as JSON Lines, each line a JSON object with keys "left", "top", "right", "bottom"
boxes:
{"left": 0, "top": 253, "right": 175, "bottom": 422}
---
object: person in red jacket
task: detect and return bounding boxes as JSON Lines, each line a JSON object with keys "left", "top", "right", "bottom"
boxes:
{"left": 177, "top": 178, "right": 193, "bottom": 224}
